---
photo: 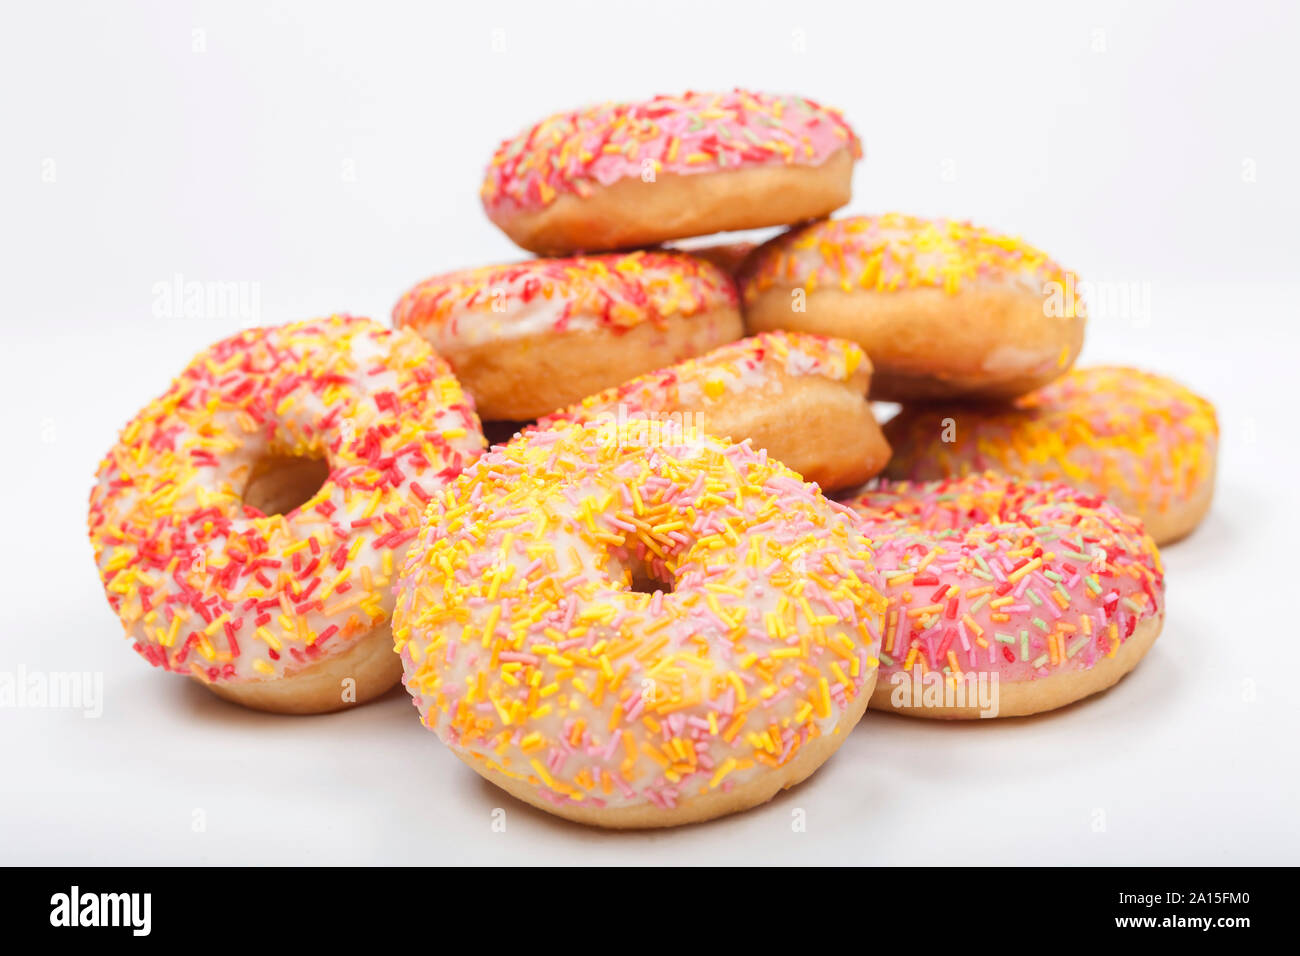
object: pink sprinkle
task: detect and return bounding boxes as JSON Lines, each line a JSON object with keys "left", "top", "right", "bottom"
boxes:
{"left": 602, "top": 730, "right": 622, "bottom": 761}
{"left": 498, "top": 651, "right": 540, "bottom": 665}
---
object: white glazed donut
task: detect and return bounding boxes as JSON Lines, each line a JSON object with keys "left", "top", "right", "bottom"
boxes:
{"left": 393, "top": 421, "right": 887, "bottom": 827}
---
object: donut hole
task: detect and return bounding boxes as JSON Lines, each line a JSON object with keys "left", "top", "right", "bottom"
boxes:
{"left": 482, "top": 419, "right": 533, "bottom": 447}
{"left": 242, "top": 454, "right": 330, "bottom": 517}
{"left": 624, "top": 557, "right": 675, "bottom": 596}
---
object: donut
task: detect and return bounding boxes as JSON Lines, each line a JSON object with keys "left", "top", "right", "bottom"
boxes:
{"left": 840, "top": 474, "right": 1164, "bottom": 719}
{"left": 739, "top": 213, "right": 1087, "bottom": 401}
{"left": 537, "top": 331, "right": 892, "bottom": 493}
{"left": 480, "top": 89, "right": 861, "bottom": 255}
{"left": 392, "top": 251, "right": 743, "bottom": 422}
{"left": 393, "top": 421, "right": 887, "bottom": 827}
{"left": 882, "top": 366, "right": 1219, "bottom": 545}
{"left": 87, "top": 316, "right": 485, "bottom": 714}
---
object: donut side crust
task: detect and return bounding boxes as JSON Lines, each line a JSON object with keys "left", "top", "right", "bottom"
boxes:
{"left": 685, "top": 366, "right": 892, "bottom": 492}
{"left": 204, "top": 623, "right": 401, "bottom": 715}
{"left": 432, "top": 306, "right": 743, "bottom": 421}
{"left": 490, "top": 149, "right": 855, "bottom": 256}
{"left": 1143, "top": 456, "right": 1216, "bottom": 544}
{"left": 745, "top": 283, "right": 1085, "bottom": 401}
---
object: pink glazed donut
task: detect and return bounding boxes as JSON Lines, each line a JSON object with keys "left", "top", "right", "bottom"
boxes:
{"left": 839, "top": 474, "right": 1164, "bottom": 718}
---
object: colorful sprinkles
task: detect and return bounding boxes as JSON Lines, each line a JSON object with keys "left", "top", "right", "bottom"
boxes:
{"left": 87, "top": 316, "right": 485, "bottom": 683}
{"left": 392, "top": 251, "right": 738, "bottom": 350}
{"left": 840, "top": 474, "right": 1164, "bottom": 684}
{"left": 884, "top": 366, "right": 1219, "bottom": 522}
{"left": 741, "top": 213, "right": 1082, "bottom": 306}
{"left": 393, "top": 421, "right": 886, "bottom": 812}
{"left": 481, "top": 89, "right": 861, "bottom": 213}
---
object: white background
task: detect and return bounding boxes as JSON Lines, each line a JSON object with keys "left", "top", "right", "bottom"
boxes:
{"left": 2, "top": 0, "right": 1298, "bottom": 864}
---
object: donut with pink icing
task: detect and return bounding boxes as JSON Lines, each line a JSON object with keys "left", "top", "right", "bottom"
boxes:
{"left": 480, "top": 89, "right": 861, "bottom": 255}
{"left": 87, "top": 316, "right": 485, "bottom": 714}
{"left": 393, "top": 420, "right": 887, "bottom": 827}
{"left": 537, "top": 331, "right": 892, "bottom": 493}
{"left": 393, "top": 251, "right": 742, "bottom": 422}
{"left": 839, "top": 474, "right": 1164, "bottom": 718}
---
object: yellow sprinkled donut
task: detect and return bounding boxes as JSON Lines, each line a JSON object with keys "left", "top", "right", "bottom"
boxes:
{"left": 393, "top": 421, "right": 886, "bottom": 828}
{"left": 882, "top": 366, "right": 1219, "bottom": 544}
{"left": 740, "top": 213, "right": 1087, "bottom": 401}
{"left": 88, "top": 316, "right": 485, "bottom": 714}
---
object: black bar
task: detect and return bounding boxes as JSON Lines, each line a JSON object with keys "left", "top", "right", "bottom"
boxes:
{"left": 1, "top": 867, "right": 1285, "bottom": 940}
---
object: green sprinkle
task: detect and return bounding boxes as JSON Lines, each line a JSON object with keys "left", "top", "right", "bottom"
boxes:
{"left": 995, "top": 632, "right": 1016, "bottom": 644}
{"left": 878, "top": 652, "right": 895, "bottom": 666}
{"left": 1032, "top": 617, "right": 1050, "bottom": 632}
{"left": 1020, "top": 630, "right": 1030, "bottom": 660}
{"left": 1085, "top": 575, "right": 1102, "bottom": 594}
{"left": 1066, "top": 635, "right": 1091, "bottom": 658}
{"left": 1027, "top": 588, "right": 1043, "bottom": 606}
{"left": 1032, "top": 653, "right": 1050, "bottom": 668}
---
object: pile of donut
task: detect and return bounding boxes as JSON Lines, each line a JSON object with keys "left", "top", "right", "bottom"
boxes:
{"left": 88, "top": 89, "right": 1218, "bottom": 829}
